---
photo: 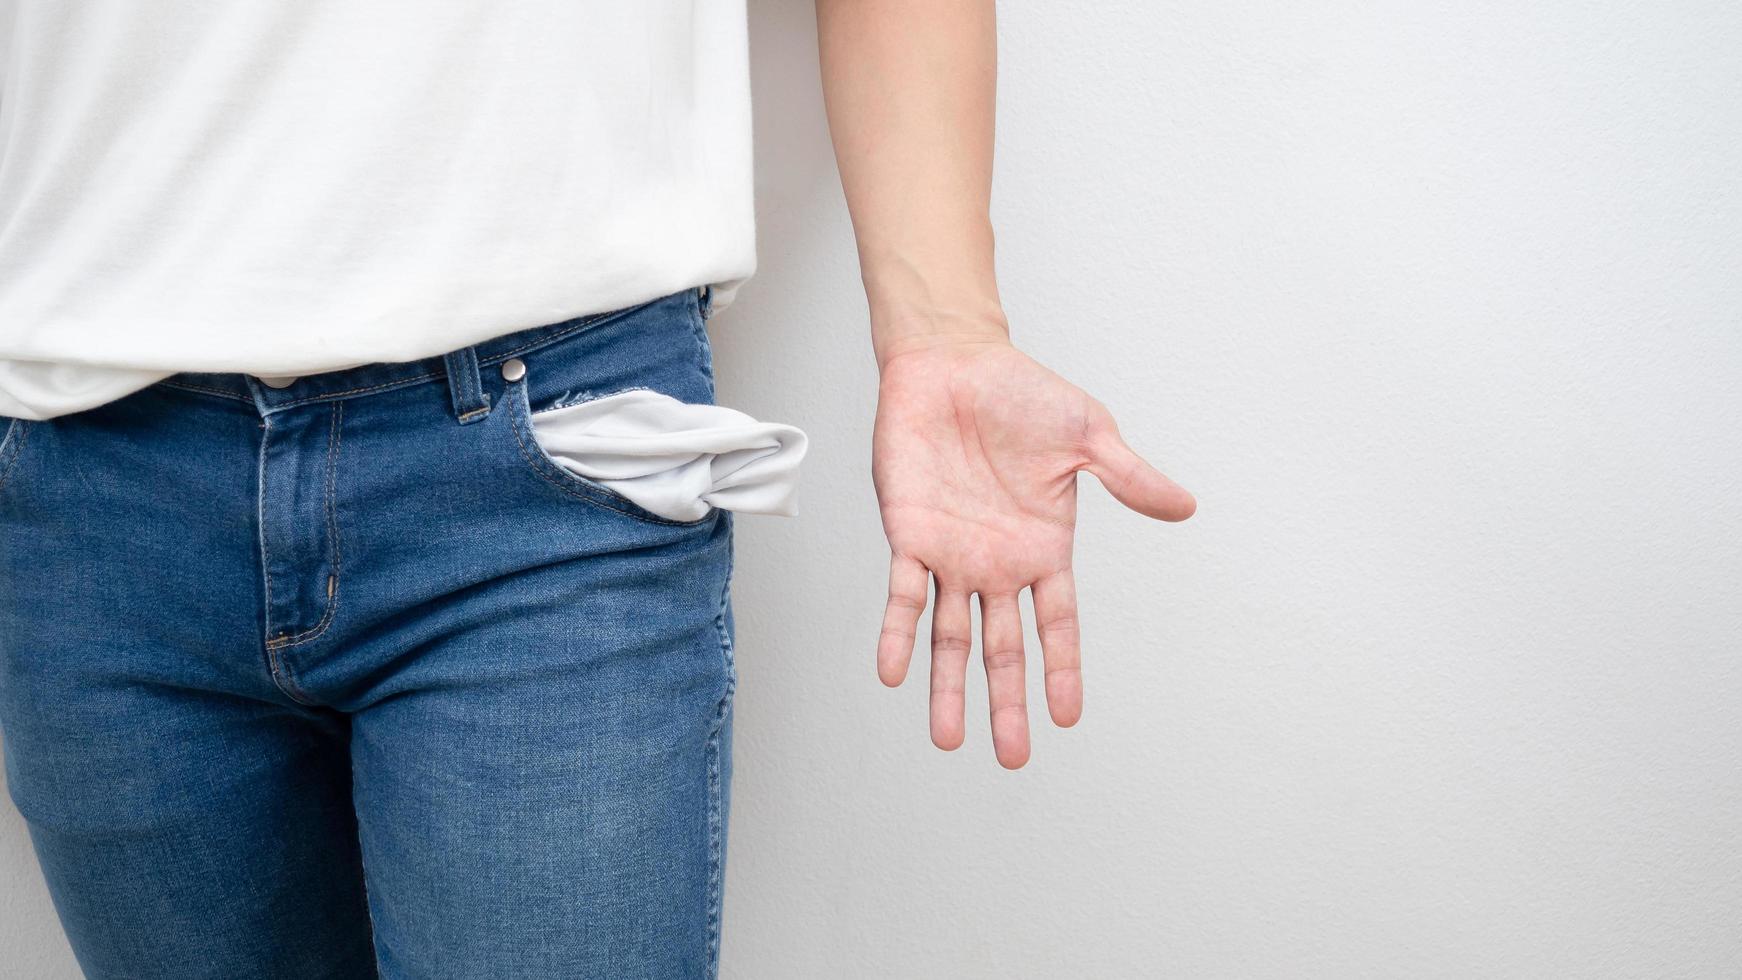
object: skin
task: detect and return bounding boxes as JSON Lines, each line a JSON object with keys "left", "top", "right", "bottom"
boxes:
{"left": 816, "top": 0, "right": 1196, "bottom": 768}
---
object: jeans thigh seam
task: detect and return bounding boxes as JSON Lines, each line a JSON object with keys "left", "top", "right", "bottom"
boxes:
{"left": 356, "top": 822, "right": 382, "bottom": 966}
{"left": 705, "top": 520, "right": 735, "bottom": 978}
{"left": 705, "top": 724, "right": 726, "bottom": 977}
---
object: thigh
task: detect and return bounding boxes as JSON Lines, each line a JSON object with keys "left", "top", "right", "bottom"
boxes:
{"left": 3, "top": 694, "right": 375, "bottom": 980}
{"left": 0, "top": 403, "right": 375, "bottom": 980}
{"left": 349, "top": 513, "right": 737, "bottom": 980}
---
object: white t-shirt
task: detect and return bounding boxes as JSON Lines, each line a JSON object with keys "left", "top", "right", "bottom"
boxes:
{"left": 0, "top": 2, "right": 756, "bottom": 420}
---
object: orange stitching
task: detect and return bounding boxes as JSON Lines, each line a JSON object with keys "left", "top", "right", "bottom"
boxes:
{"left": 704, "top": 521, "right": 736, "bottom": 977}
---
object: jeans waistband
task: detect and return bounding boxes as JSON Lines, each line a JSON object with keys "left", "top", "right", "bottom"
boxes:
{"left": 156, "top": 290, "right": 703, "bottom": 419}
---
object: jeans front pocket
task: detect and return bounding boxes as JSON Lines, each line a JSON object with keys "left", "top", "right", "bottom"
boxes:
{"left": 504, "top": 375, "right": 720, "bottom": 528}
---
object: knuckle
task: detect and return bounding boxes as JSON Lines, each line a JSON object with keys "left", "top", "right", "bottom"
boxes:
{"left": 886, "top": 594, "right": 926, "bottom": 613}
{"left": 1039, "top": 618, "right": 1079, "bottom": 641}
{"left": 931, "top": 636, "right": 972, "bottom": 657}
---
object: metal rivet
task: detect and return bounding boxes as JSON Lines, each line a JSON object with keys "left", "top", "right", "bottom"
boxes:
{"left": 257, "top": 375, "right": 298, "bottom": 389}
{"left": 500, "top": 358, "right": 526, "bottom": 382}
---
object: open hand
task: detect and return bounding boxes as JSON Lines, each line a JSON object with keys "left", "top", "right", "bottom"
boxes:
{"left": 872, "top": 339, "right": 1195, "bottom": 768}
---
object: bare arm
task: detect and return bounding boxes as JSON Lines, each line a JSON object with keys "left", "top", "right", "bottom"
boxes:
{"left": 816, "top": 0, "right": 1196, "bottom": 768}
{"left": 816, "top": 0, "right": 1005, "bottom": 362}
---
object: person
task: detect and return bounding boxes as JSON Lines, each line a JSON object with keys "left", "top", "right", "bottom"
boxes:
{"left": 0, "top": 1, "right": 1195, "bottom": 977}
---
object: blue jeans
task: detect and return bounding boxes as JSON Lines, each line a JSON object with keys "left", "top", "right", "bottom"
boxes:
{"left": 0, "top": 289, "right": 737, "bottom": 979}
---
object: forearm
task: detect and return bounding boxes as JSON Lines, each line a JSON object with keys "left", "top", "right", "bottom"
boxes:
{"left": 815, "top": 0, "right": 1010, "bottom": 368}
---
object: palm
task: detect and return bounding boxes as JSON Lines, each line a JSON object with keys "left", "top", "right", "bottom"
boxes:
{"left": 875, "top": 344, "right": 1083, "bottom": 589}
{"left": 872, "top": 341, "right": 1194, "bottom": 768}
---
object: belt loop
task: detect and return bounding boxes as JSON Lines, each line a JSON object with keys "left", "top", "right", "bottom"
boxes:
{"left": 443, "top": 347, "right": 491, "bottom": 424}
{"left": 697, "top": 284, "right": 715, "bottom": 321}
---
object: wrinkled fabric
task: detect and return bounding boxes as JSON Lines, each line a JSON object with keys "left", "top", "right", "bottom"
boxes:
{"left": 0, "top": 1, "right": 755, "bottom": 419}
{"left": 529, "top": 389, "right": 807, "bottom": 522}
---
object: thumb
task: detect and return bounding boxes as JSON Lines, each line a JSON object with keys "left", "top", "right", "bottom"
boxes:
{"left": 1083, "top": 409, "right": 1196, "bottom": 522}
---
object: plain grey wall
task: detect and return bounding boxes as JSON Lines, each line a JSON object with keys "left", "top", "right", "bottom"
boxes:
{"left": 6, "top": 1, "right": 1741, "bottom": 977}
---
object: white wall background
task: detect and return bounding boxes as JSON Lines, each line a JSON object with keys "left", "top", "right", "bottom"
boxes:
{"left": 6, "top": 1, "right": 1741, "bottom": 976}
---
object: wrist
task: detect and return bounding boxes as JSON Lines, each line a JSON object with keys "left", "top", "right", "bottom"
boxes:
{"left": 873, "top": 312, "right": 1011, "bottom": 373}
{"left": 873, "top": 315, "right": 1012, "bottom": 373}
{"left": 870, "top": 293, "right": 1011, "bottom": 372}
{"left": 858, "top": 242, "right": 1009, "bottom": 371}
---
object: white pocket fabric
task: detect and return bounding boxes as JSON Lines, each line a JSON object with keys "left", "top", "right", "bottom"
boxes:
{"left": 528, "top": 389, "right": 808, "bottom": 521}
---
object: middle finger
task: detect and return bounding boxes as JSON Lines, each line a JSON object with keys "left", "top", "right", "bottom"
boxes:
{"left": 978, "top": 591, "right": 1031, "bottom": 769}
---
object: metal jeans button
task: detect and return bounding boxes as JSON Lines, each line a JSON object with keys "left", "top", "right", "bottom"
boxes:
{"left": 500, "top": 358, "right": 526, "bottom": 382}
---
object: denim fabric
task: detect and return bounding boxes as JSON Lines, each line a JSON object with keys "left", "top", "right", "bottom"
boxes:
{"left": 0, "top": 288, "right": 737, "bottom": 979}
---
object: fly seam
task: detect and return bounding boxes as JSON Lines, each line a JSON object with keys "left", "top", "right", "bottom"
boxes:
{"left": 266, "top": 401, "right": 343, "bottom": 650}
{"left": 257, "top": 420, "right": 316, "bottom": 704}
